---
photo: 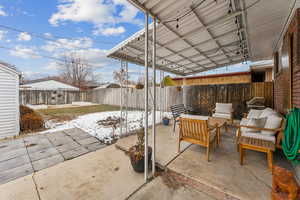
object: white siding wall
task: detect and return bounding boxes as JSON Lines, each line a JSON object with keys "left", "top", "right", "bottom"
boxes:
{"left": 0, "top": 66, "right": 19, "bottom": 139}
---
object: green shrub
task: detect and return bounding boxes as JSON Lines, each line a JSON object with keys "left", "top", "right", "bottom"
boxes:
{"left": 20, "top": 105, "right": 44, "bottom": 132}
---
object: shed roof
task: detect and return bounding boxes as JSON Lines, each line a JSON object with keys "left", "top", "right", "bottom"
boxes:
{"left": 107, "top": 0, "right": 297, "bottom": 76}
{"left": 0, "top": 61, "right": 20, "bottom": 75}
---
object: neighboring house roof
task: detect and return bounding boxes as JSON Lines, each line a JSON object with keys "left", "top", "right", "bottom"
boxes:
{"left": 94, "top": 83, "right": 120, "bottom": 89}
{"left": 0, "top": 61, "right": 20, "bottom": 75}
{"left": 21, "top": 79, "right": 79, "bottom": 91}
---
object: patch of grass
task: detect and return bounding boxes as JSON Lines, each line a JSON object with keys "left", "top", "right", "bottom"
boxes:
{"left": 37, "top": 104, "right": 120, "bottom": 122}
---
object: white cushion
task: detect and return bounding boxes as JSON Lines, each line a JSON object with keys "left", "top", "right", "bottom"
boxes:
{"left": 242, "top": 132, "right": 276, "bottom": 143}
{"left": 259, "top": 108, "right": 277, "bottom": 118}
{"left": 215, "top": 103, "right": 232, "bottom": 114}
{"left": 240, "top": 118, "right": 250, "bottom": 133}
{"left": 212, "top": 113, "right": 231, "bottom": 119}
{"left": 180, "top": 114, "right": 209, "bottom": 120}
{"left": 243, "top": 117, "right": 266, "bottom": 132}
{"left": 261, "top": 115, "right": 282, "bottom": 136}
{"left": 247, "top": 109, "right": 263, "bottom": 119}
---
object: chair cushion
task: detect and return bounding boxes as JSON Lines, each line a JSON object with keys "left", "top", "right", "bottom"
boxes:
{"left": 243, "top": 117, "right": 266, "bottom": 132}
{"left": 242, "top": 132, "right": 276, "bottom": 143}
{"left": 215, "top": 103, "right": 232, "bottom": 114}
{"left": 259, "top": 108, "right": 277, "bottom": 118}
{"left": 212, "top": 113, "right": 231, "bottom": 119}
{"left": 180, "top": 114, "right": 209, "bottom": 120}
{"left": 261, "top": 114, "right": 282, "bottom": 136}
{"left": 247, "top": 109, "right": 263, "bottom": 119}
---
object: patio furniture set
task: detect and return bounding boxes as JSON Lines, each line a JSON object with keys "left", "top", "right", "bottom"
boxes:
{"left": 172, "top": 103, "right": 284, "bottom": 170}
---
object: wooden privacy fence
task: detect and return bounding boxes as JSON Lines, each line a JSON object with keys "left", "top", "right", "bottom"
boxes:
{"left": 20, "top": 82, "right": 273, "bottom": 118}
{"left": 184, "top": 82, "right": 273, "bottom": 119}
{"left": 20, "top": 90, "right": 88, "bottom": 105}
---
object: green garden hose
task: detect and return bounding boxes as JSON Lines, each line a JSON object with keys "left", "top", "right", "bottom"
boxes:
{"left": 283, "top": 108, "right": 300, "bottom": 164}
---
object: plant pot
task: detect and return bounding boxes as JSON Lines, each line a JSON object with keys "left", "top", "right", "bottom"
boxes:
{"left": 162, "top": 118, "right": 170, "bottom": 126}
{"left": 129, "top": 146, "right": 152, "bottom": 173}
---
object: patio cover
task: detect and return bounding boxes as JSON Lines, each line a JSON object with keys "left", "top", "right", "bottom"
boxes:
{"left": 107, "top": 0, "right": 297, "bottom": 76}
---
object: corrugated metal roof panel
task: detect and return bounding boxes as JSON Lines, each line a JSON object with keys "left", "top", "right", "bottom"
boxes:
{"left": 107, "top": 0, "right": 295, "bottom": 75}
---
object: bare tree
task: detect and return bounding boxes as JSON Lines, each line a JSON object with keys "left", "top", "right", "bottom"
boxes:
{"left": 58, "top": 53, "right": 100, "bottom": 87}
{"left": 113, "top": 69, "right": 130, "bottom": 85}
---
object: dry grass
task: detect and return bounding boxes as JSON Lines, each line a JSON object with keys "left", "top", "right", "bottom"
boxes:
{"left": 37, "top": 104, "right": 120, "bottom": 122}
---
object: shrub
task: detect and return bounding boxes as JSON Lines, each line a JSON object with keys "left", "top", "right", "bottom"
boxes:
{"left": 20, "top": 106, "right": 44, "bottom": 132}
{"left": 20, "top": 105, "right": 34, "bottom": 116}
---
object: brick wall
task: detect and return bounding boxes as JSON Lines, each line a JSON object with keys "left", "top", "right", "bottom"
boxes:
{"left": 274, "top": 8, "right": 300, "bottom": 113}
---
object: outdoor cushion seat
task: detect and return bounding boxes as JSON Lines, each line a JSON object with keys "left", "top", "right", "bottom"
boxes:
{"left": 215, "top": 103, "right": 232, "bottom": 114}
{"left": 212, "top": 113, "right": 231, "bottom": 119}
{"left": 241, "top": 132, "right": 276, "bottom": 144}
{"left": 247, "top": 109, "right": 263, "bottom": 119}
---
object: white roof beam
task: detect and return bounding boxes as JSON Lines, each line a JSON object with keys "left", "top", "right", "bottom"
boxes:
{"left": 157, "top": 11, "right": 243, "bottom": 50}
{"left": 191, "top": 8, "right": 233, "bottom": 63}
{"left": 159, "top": 27, "right": 244, "bottom": 61}
{"left": 173, "top": 40, "right": 246, "bottom": 66}
{"left": 185, "top": 58, "right": 246, "bottom": 75}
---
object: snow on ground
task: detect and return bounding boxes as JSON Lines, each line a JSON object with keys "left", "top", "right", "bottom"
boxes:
{"left": 42, "top": 111, "right": 172, "bottom": 144}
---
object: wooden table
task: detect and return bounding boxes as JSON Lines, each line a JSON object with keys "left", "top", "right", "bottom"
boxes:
{"left": 180, "top": 114, "right": 227, "bottom": 145}
{"left": 208, "top": 117, "right": 228, "bottom": 145}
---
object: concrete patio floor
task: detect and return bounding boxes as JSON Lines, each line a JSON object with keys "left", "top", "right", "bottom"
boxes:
{"left": 116, "top": 124, "right": 191, "bottom": 167}
{"left": 167, "top": 125, "right": 292, "bottom": 200}
{"left": 128, "top": 176, "right": 216, "bottom": 200}
{"left": 0, "top": 145, "right": 145, "bottom": 200}
{"left": 0, "top": 128, "right": 105, "bottom": 184}
{"left": 0, "top": 122, "right": 292, "bottom": 200}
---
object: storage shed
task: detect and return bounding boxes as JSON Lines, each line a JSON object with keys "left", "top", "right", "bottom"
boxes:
{"left": 0, "top": 62, "right": 20, "bottom": 139}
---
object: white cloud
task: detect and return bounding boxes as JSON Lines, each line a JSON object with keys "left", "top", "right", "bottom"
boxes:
{"left": 22, "top": 71, "right": 50, "bottom": 80}
{"left": 49, "top": 0, "right": 140, "bottom": 35}
{"left": 0, "top": 6, "right": 7, "bottom": 16}
{"left": 9, "top": 46, "right": 40, "bottom": 59}
{"left": 95, "top": 26, "right": 125, "bottom": 36}
{"left": 45, "top": 61, "right": 61, "bottom": 71}
{"left": 44, "top": 32, "right": 53, "bottom": 38}
{"left": 18, "top": 32, "right": 32, "bottom": 41}
{"left": 42, "top": 37, "right": 93, "bottom": 52}
{"left": 0, "top": 30, "right": 7, "bottom": 40}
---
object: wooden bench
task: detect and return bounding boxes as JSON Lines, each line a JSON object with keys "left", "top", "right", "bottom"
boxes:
{"left": 237, "top": 123, "right": 284, "bottom": 171}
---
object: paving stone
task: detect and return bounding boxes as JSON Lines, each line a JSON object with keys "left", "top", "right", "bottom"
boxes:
{"left": 56, "top": 142, "right": 81, "bottom": 153}
{"left": 23, "top": 135, "right": 47, "bottom": 144}
{"left": 26, "top": 140, "right": 53, "bottom": 153}
{"left": 85, "top": 142, "right": 106, "bottom": 151}
{"left": 0, "top": 147, "right": 27, "bottom": 162}
{"left": 32, "top": 154, "right": 64, "bottom": 171}
{"left": 62, "top": 146, "right": 90, "bottom": 160}
{"left": 63, "top": 128, "right": 86, "bottom": 136}
{"left": 28, "top": 147, "right": 60, "bottom": 162}
{"left": 0, "top": 163, "right": 33, "bottom": 184}
{"left": 0, "top": 139, "right": 25, "bottom": 154}
{"left": 76, "top": 137, "right": 100, "bottom": 146}
{"left": 0, "top": 155, "right": 30, "bottom": 171}
{"left": 46, "top": 134, "right": 74, "bottom": 146}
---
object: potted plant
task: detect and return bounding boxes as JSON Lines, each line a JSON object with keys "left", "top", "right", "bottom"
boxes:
{"left": 162, "top": 116, "right": 170, "bottom": 126}
{"left": 128, "top": 117, "right": 152, "bottom": 173}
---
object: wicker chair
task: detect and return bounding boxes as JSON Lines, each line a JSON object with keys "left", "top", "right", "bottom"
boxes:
{"left": 178, "top": 117, "right": 217, "bottom": 161}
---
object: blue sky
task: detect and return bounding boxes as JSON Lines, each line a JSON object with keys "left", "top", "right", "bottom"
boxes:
{"left": 0, "top": 0, "right": 252, "bottom": 83}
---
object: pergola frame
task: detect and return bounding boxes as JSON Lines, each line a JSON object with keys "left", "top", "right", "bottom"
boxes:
{"left": 110, "top": 0, "right": 297, "bottom": 182}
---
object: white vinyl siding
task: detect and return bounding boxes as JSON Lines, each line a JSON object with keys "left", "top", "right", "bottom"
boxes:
{"left": 0, "top": 64, "right": 19, "bottom": 139}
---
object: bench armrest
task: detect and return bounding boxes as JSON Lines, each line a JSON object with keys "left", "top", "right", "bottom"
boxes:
{"left": 237, "top": 124, "right": 282, "bottom": 132}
